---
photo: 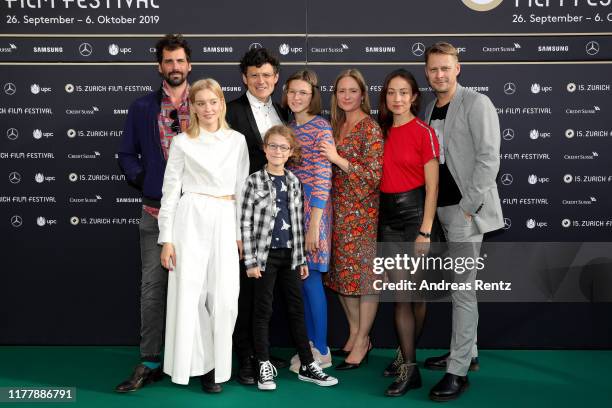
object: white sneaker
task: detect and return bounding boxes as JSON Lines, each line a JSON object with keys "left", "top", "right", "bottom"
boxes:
{"left": 257, "top": 360, "right": 277, "bottom": 391}
{"left": 298, "top": 361, "right": 338, "bottom": 387}
{"left": 290, "top": 345, "right": 332, "bottom": 373}
{"left": 312, "top": 346, "right": 332, "bottom": 369}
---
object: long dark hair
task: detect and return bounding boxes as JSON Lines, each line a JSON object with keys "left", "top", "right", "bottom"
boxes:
{"left": 378, "top": 69, "right": 421, "bottom": 137}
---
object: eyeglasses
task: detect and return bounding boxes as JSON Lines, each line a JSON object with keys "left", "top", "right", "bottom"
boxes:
{"left": 169, "top": 110, "right": 181, "bottom": 134}
{"left": 287, "top": 89, "right": 312, "bottom": 97}
{"left": 247, "top": 73, "right": 275, "bottom": 80}
{"left": 265, "top": 143, "right": 291, "bottom": 152}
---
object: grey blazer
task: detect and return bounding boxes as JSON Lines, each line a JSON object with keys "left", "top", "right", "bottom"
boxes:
{"left": 425, "top": 84, "right": 504, "bottom": 234}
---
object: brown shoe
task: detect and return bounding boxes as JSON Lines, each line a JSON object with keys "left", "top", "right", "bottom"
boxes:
{"left": 115, "top": 364, "right": 163, "bottom": 393}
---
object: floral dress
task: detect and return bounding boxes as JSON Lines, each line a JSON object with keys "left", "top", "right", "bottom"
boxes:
{"left": 324, "top": 116, "right": 384, "bottom": 295}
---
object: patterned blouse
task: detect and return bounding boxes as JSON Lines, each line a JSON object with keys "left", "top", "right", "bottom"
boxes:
{"left": 289, "top": 116, "right": 333, "bottom": 272}
{"left": 324, "top": 116, "right": 384, "bottom": 295}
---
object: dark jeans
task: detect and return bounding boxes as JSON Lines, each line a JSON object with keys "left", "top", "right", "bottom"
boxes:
{"left": 252, "top": 249, "right": 313, "bottom": 365}
{"left": 138, "top": 210, "right": 168, "bottom": 362}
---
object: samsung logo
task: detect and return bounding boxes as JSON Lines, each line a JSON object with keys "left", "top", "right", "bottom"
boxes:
{"left": 33, "top": 47, "right": 63, "bottom": 53}
{"left": 202, "top": 46, "right": 233, "bottom": 53}
{"left": 365, "top": 47, "right": 396, "bottom": 53}
{"left": 538, "top": 46, "right": 569, "bottom": 52}
{"left": 466, "top": 86, "right": 489, "bottom": 92}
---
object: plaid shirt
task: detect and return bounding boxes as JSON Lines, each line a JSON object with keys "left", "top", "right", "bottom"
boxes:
{"left": 240, "top": 168, "right": 306, "bottom": 271}
{"left": 144, "top": 82, "right": 190, "bottom": 219}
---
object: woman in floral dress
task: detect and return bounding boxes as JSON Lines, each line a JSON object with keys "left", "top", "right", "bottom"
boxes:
{"left": 320, "top": 68, "right": 384, "bottom": 370}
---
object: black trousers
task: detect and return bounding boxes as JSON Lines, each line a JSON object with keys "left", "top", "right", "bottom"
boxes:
{"left": 234, "top": 261, "right": 255, "bottom": 362}
{"left": 252, "top": 249, "right": 313, "bottom": 365}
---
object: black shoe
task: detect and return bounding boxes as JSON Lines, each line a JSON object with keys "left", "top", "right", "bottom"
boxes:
{"left": 383, "top": 347, "right": 403, "bottom": 377}
{"left": 424, "top": 352, "right": 480, "bottom": 372}
{"left": 115, "top": 364, "right": 164, "bottom": 393}
{"left": 385, "top": 363, "right": 422, "bottom": 397}
{"left": 270, "top": 354, "right": 288, "bottom": 369}
{"left": 335, "top": 347, "right": 370, "bottom": 370}
{"left": 330, "top": 348, "right": 350, "bottom": 357}
{"left": 237, "top": 356, "right": 256, "bottom": 385}
{"left": 200, "top": 370, "right": 222, "bottom": 393}
{"left": 429, "top": 373, "right": 469, "bottom": 402}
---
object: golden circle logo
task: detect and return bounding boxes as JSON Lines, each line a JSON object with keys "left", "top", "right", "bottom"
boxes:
{"left": 462, "top": 0, "right": 503, "bottom": 12}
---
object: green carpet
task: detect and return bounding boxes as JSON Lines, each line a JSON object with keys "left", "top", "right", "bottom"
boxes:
{"left": 0, "top": 347, "right": 610, "bottom": 407}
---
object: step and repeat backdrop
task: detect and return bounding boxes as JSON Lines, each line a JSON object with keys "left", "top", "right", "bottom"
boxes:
{"left": 1, "top": 0, "right": 611, "bottom": 347}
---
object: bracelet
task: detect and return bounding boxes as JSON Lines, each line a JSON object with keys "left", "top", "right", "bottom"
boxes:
{"left": 418, "top": 231, "right": 431, "bottom": 238}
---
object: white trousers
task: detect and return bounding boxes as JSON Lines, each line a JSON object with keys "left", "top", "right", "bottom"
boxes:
{"left": 163, "top": 193, "right": 239, "bottom": 384}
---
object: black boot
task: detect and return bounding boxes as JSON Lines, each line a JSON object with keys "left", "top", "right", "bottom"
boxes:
{"left": 237, "top": 356, "right": 256, "bottom": 385}
{"left": 382, "top": 347, "right": 403, "bottom": 377}
{"left": 385, "top": 363, "right": 422, "bottom": 397}
{"left": 200, "top": 370, "right": 222, "bottom": 393}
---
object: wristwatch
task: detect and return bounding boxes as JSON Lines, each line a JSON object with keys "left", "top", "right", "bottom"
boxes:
{"left": 418, "top": 231, "right": 431, "bottom": 238}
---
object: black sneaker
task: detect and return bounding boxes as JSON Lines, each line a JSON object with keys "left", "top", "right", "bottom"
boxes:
{"left": 257, "top": 360, "right": 277, "bottom": 391}
{"left": 298, "top": 362, "right": 338, "bottom": 387}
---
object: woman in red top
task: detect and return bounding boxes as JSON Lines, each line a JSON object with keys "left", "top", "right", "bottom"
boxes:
{"left": 377, "top": 69, "right": 440, "bottom": 397}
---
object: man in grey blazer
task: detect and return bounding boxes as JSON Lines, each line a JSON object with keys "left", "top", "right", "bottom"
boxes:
{"left": 423, "top": 42, "right": 503, "bottom": 401}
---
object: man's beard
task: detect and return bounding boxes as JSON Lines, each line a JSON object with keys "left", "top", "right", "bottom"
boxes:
{"left": 163, "top": 71, "right": 187, "bottom": 87}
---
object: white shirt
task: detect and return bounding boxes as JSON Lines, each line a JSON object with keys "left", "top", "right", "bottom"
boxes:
{"left": 158, "top": 127, "right": 250, "bottom": 243}
{"left": 246, "top": 90, "right": 283, "bottom": 138}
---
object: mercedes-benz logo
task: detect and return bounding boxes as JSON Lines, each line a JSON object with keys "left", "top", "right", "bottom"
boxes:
{"left": 9, "top": 171, "right": 21, "bottom": 184}
{"left": 411, "top": 42, "right": 426, "bottom": 57}
{"left": 4, "top": 82, "right": 16, "bottom": 95}
{"left": 503, "top": 217, "right": 511, "bottom": 230}
{"left": 7, "top": 128, "right": 19, "bottom": 140}
{"left": 500, "top": 173, "right": 513, "bottom": 186}
{"left": 502, "top": 128, "right": 515, "bottom": 141}
{"left": 79, "top": 42, "right": 93, "bottom": 57}
{"left": 585, "top": 41, "right": 600, "bottom": 56}
{"left": 248, "top": 42, "right": 263, "bottom": 50}
{"left": 503, "top": 82, "right": 516, "bottom": 95}
{"left": 11, "top": 215, "right": 23, "bottom": 228}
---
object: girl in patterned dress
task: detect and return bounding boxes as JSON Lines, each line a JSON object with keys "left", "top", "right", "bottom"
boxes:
{"left": 283, "top": 70, "right": 334, "bottom": 371}
{"left": 320, "top": 69, "right": 384, "bottom": 370}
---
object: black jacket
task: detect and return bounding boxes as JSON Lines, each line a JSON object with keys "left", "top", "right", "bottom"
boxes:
{"left": 226, "top": 93, "right": 288, "bottom": 174}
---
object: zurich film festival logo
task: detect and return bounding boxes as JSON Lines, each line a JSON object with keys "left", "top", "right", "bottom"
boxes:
{"left": 462, "top": 0, "right": 503, "bottom": 12}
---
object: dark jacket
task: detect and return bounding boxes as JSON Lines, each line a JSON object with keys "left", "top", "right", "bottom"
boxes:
{"left": 226, "top": 93, "right": 288, "bottom": 174}
{"left": 117, "top": 88, "right": 166, "bottom": 207}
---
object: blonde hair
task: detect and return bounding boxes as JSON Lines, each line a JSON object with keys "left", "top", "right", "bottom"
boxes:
{"left": 425, "top": 42, "right": 460, "bottom": 63}
{"left": 186, "top": 78, "right": 229, "bottom": 138}
{"left": 263, "top": 125, "right": 302, "bottom": 166}
{"left": 330, "top": 69, "right": 371, "bottom": 141}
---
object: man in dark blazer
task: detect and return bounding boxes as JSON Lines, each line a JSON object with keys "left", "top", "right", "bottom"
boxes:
{"left": 226, "top": 47, "right": 288, "bottom": 385}
{"left": 423, "top": 42, "right": 503, "bottom": 402}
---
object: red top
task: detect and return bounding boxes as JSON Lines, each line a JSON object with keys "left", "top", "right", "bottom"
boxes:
{"left": 380, "top": 117, "right": 439, "bottom": 193}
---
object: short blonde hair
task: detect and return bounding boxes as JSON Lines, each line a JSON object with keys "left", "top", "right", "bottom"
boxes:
{"left": 330, "top": 69, "right": 371, "bottom": 141}
{"left": 425, "top": 42, "right": 459, "bottom": 63}
{"left": 186, "top": 78, "right": 229, "bottom": 138}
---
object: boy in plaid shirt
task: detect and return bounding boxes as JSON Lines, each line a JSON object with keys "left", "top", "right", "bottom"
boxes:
{"left": 240, "top": 125, "right": 338, "bottom": 391}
